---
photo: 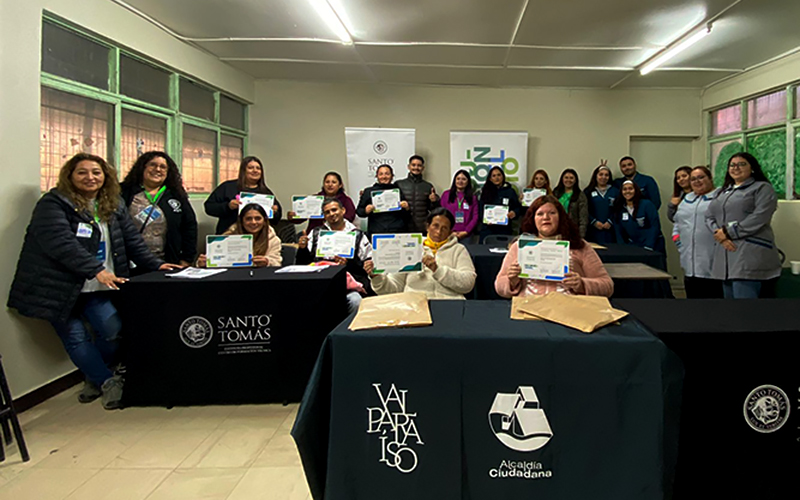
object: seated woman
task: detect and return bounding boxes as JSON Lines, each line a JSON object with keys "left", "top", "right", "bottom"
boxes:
{"left": 196, "top": 203, "right": 282, "bottom": 267}
{"left": 495, "top": 195, "right": 613, "bottom": 297}
{"left": 613, "top": 180, "right": 666, "bottom": 256}
{"left": 365, "top": 208, "right": 476, "bottom": 299}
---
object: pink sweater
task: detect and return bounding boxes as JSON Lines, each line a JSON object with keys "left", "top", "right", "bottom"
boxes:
{"left": 495, "top": 240, "right": 614, "bottom": 298}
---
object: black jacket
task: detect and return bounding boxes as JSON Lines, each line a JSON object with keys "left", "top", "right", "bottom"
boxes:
{"left": 395, "top": 174, "right": 439, "bottom": 232}
{"left": 204, "top": 179, "right": 283, "bottom": 234}
{"left": 7, "top": 190, "right": 164, "bottom": 323}
{"left": 479, "top": 183, "right": 522, "bottom": 236}
{"left": 356, "top": 182, "right": 410, "bottom": 237}
{"left": 121, "top": 184, "right": 198, "bottom": 264}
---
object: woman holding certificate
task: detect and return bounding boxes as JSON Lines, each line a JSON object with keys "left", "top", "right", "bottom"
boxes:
{"left": 495, "top": 195, "right": 613, "bottom": 297}
{"left": 613, "top": 180, "right": 666, "bottom": 256}
{"left": 584, "top": 163, "right": 619, "bottom": 244}
{"left": 287, "top": 171, "right": 356, "bottom": 232}
{"left": 440, "top": 169, "right": 479, "bottom": 240}
{"left": 8, "top": 153, "right": 177, "bottom": 410}
{"left": 478, "top": 166, "right": 522, "bottom": 243}
{"left": 120, "top": 151, "right": 197, "bottom": 268}
{"left": 365, "top": 208, "right": 476, "bottom": 299}
{"left": 196, "top": 204, "right": 282, "bottom": 267}
{"left": 204, "top": 156, "right": 283, "bottom": 234}
{"left": 356, "top": 164, "right": 411, "bottom": 237}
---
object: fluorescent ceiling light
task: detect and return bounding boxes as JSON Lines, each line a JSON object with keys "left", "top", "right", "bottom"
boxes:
{"left": 640, "top": 25, "right": 711, "bottom": 75}
{"left": 310, "top": 0, "right": 353, "bottom": 45}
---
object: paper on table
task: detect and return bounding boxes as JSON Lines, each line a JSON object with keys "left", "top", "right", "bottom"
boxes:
{"left": 372, "top": 233, "right": 424, "bottom": 273}
{"left": 349, "top": 292, "right": 432, "bottom": 330}
{"left": 239, "top": 193, "right": 274, "bottom": 218}
{"left": 483, "top": 205, "right": 509, "bottom": 225}
{"left": 206, "top": 235, "right": 253, "bottom": 268}
{"left": 274, "top": 265, "right": 330, "bottom": 274}
{"left": 518, "top": 236, "right": 569, "bottom": 281}
{"left": 488, "top": 247, "right": 509, "bottom": 254}
{"left": 522, "top": 188, "right": 547, "bottom": 207}
{"left": 517, "top": 293, "right": 628, "bottom": 333}
{"left": 371, "top": 189, "right": 401, "bottom": 213}
{"left": 167, "top": 267, "right": 228, "bottom": 279}
{"left": 292, "top": 195, "right": 324, "bottom": 219}
{"left": 316, "top": 231, "right": 357, "bottom": 258}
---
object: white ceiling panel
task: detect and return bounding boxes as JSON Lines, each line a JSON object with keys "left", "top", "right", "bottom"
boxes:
{"left": 508, "top": 47, "right": 654, "bottom": 69}
{"left": 514, "top": 0, "right": 733, "bottom": 48}
{"left": 226, "top": 61, "right": 373, "bottom": 82}
{"left": 616, "top": 70, "right": 740, "bottom": 88}
{"left": 370, "top": 66, "right": 503, "bottom": 87}
{"left": 197, "top": 41, "right": 361, "bottom": 62}
{"left": 337, "top": 0, "right": 527, "bottom": 44}
{"left": 502, "top": 69, "right": 626, "bottom": 88}
{"left": 356, "top": 45, "right": 507, "bottom": 66}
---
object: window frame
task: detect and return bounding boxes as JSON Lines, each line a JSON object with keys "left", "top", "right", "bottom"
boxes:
{"left": 40, "top": 13, "right": 249, "bottom": 196}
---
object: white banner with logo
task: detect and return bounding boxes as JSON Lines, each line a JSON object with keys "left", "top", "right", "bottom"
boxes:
{"left": 450, "top": 131, "right": 528, "bottom": 190}
{"left": 345, "top": 128, "right": 416, "bottom": 197}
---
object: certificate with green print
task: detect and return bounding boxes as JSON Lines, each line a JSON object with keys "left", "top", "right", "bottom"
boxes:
{"left": 522, "top": 188, "right": 547, "bottom": 207}
{"left": 292, "top": 195, "right": 325, "bottom": 219}
{"left": 206, "top": 235, "right": 253, "bottom": 268}
{"left": 518, "top": 236, "right": 569, "bottom": 281}
{"left": 371, "top": 233, "right": 424, "bottom": 273}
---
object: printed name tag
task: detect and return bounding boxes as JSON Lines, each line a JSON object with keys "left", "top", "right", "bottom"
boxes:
{"left": 462, "top": 202, "right": 469, "bottom": 210}
{"left": 502, "top": 198, "right": 509, "bottom": 205}
{"left": 622, "top": 213, "right": 630, "bottom": 221}
{"left": 455, "top": 211, "right": 465, "bottom": 224}
{"left": 636, "top": 217, "right": 645, "bottom": 227}
{"left": 592, "top": 191, "right": 599, "bottom": 197}
{"left": 76, "top": 222, "right": 93, "bottom": 238}
{"left": 95, "top": 241, "right": 106, "bottom": 261}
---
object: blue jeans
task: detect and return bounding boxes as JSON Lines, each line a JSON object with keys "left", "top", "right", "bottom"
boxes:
{"left": 722, "top": 280, "right": 762, "bottom": 299}
{"left": 50, "top": 294, "right": 122, "bottom": 387}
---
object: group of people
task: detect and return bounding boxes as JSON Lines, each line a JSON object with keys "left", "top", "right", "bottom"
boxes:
{"left": 6, "top": 148, "right": 783, "bottom": 409}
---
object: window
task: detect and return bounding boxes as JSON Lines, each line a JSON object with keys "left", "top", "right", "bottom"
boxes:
{"left": 120, "top": 55, "right": 170, "bottom": 108}
{"left": 182, "top": 125, "right": 216, "bottom": 194}
{"left": 747, "top": 90, "right": 786, "bottom": 129}
{"left": 180, "top": 78, "right": 215, "bottom": 121}
{"left": 220, "top": 95, "right": 246, "bottom": 130}
{"left": 746, "top": 131, "right": 786, "bottom": 199}
{"left": 711, "top": 105, "right": 741, "bottom": 136}
{"left": 710, "top": 139, "right": 743, "bottom": 187}
{"left": 40, "top": 87, "right": 112, "bottom": 191}
{"left": 795, "top": 87, "right": 799, "bottom": 119}
{"left": 120, "top": 110, "right": 167, "bottom": 178}
{"left": 220, "top": 135, "right": 244, "bottom": 183}
{"left": 42, "top": 22, "right": 109, "bottom": 90}
{"left": 795, "top": 132, "right": 800, "bottom": 198}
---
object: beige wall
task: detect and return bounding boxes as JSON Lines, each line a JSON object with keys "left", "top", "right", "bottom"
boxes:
{"left": 0, "top": 0, "right": 253, "bottom": 397}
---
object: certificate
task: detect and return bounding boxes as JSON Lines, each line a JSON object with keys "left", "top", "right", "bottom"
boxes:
{"left": 239, "top": 192, "right": 274, "bottom": 218}
{"left": 371, "top": 233, "right": 423, "bottom": 274}
{"left": 316, "top": 230, "right": 357, "bottom": 259}
{"left": 292, "top": 195, "right": 324, "bottom": 219}
{"left": 206, "top": 235, "right": 253, "bottom": 268}
{"left": 517, "top": 236, "right": 570, "bottom": 281}
{"left": 371, "top": 189, "right": 401, "bottom": 213}
{"left": 483, "top": 205, "right": 509, "bottom": 225}
{"left": 522, "top": 188, "right": 547, "bottom": 207}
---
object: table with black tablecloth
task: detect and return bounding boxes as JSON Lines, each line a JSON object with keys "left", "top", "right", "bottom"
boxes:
{"left": 614, "top": 299, "right": 800, "bottom": 498}
{"left": 293, "top": 301, "right": 683, "bottom": 500}
{"left": 466, "top": 242, "right": 672, "bottom": 299}
{"left": 118, "top": 266, "right": 348, "bottom": 406}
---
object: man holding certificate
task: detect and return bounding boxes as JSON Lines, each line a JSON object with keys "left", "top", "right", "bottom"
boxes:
{"left": 495, "top": 195, "right": 613, "bottom": 298}
{"left": 356, "top": 164, "right": 411, "bottom": 237}
{"left": 296, "top": 198, "right": 373, "bottom": 313}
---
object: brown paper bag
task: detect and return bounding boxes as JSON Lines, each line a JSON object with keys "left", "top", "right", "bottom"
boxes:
{"left": 349, "top": 292, "right": 433, "bottom": 331}
{"left": 510, "top": 296, "right": 543, "bottom": 321}
{"left": 517, "top": 293, "right": 628, "bottom": 333}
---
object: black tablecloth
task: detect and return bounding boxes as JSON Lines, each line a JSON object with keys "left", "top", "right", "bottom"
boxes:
{"left": 466, "top": 243, "right": 672, "bottom": 299}
{"left": 293, "top": 301, "right": 683, "bottom": 500}
{"left": 118, "top": 266, "right": 347, "bottom": 406}
{"left": 615, "top": 299, "right": 799, "bottom": 498}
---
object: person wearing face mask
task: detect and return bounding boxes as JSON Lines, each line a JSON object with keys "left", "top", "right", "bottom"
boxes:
{"left": 553, "top": 168, "right": 589, "bottom": 238}
{"left": 287, "top": 171, "right": 356, "bottom": 232}
{"left": 440, "top": 169, "right": 479, "bottom": 240}
{"left": 495, "top": 195, "right": 613, "bottom": 297}
{"left": 478, "top": 166, "right": 522, "bottom": 242}
{"left": 8, "top": 153, "right": 179, "bottom": 410}
{"left": 204, "top": 156, "right": 282, "bottom": 234}
{"left": 706, "top": 153, "right": 781, "bottom": 299}
{"left": 396, "top": 155, "right": 440, "bottom": 233}
{"left": 356, "top": 164, "right": 411, "bottom": 237}
{"left": 196, "top": 203, "right": 282, "bottom": 268}
{"left": 584, "top": 162, "right": 619, "bottom": 244}
{"left": 613, "top": 180, "right": 666, "bottom": 259}
{"left": 667, "top": 166, "right": 693, "bottom": 223}
{"left": 672, "top": 166, "right": 722, "bottom": 298}
{"left": 365, "top": 208, "right": 476, "bottom": 299}
{"left": 296, "top": 198, "right": 373, "bottom": 313}
{"left": 120, "top": 151, "right": 197, "bottom": 268}
{"left": 613, "top": 156, "right": 661, "bottom": 210}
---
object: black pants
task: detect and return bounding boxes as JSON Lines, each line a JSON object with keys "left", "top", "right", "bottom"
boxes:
{"left": 683, "top": 276, "right": 723, "bottom": 298}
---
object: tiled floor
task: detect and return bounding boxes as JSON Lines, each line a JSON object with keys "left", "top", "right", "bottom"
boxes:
{"left": 0, "top": 386, "right": 310, "bottom": 500}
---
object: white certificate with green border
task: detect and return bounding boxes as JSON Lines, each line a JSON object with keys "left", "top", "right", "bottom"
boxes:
{"left": 518, "top": 236, "right": 569, "bottom": 281}
{"left": 239, "top": 192, "right": 274, "bottom": 218}
{"left": 206, "top": 235, "right": 253, "bottom": 268}
{"left": 371, "top": 233, "right": 423, "bottom": 273}
{"left": 292, "top": 195, "right": 325, "bottom": 219}
{"left": 522, "top": 188, "right": 547, "bottom": 207}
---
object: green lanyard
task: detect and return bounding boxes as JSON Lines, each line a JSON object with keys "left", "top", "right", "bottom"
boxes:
{"left": 92, "top": 200, "right": 100, "bottom": 223}
{"left": 144, "top": 185, "right": 166, "bottom": 205}
{"left": 457, "top": 193, "right": 466, "bottom": 210}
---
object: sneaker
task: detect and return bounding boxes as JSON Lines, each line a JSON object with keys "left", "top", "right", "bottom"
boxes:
{"left": 77, "top": 381, "right": 101, "bottom": 404}
{"left": 101, "top": 375, "right": 124, "bottom": 410}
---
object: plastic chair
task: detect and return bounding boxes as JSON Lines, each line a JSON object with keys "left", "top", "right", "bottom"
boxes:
{"left": 483, "top": 235, "right": 513, "bottom": 247}
{"left": 0, "top": 355, "right": 29, "bottom": 463}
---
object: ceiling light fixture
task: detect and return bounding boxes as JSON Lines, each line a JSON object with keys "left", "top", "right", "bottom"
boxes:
{"left": 640, "top": 24, "right": 712, "bottom": 76}
{"left": 310, "top": 0, "right": 353, "bottom": 45}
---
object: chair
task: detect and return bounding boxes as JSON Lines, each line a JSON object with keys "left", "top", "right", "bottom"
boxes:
{"left": 280, "top": 244, "right": 297, "bottom": 266}
{"left": 483, "top": 235, "right": 513, "bottom": 247}
{"left": 0, "top": 355, "right": 29, "bottom": 463}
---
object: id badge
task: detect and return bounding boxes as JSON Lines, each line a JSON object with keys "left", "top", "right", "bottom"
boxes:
{"left": 462, "top": 202, "right": 470, "bottom": 210}
{"left": 622, "top": 213, "right": 630, "bottom": 221}
{"left": 502, "top": 198, "right": 509, "bottom": 206}
{"left": 636, "top": 217, "right": 645, "bottom": 227}
{"left": 455, "top": 211, "right": 465, "bottom": 224}
{"left": 592, "top": 191, "right": 599, "bottom": 197}
{"left": 95, "top": 241, "right": 106, "bottom": 261}
{"left": 135, "top": 206, "right": 161, "bottom": 224}
{"left": 76, "top": 222, "right": 93, "bottom": 238}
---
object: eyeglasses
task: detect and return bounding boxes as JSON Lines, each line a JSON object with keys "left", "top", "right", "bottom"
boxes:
{"left": 690, "top": 175, "right": 707, "bottom": 182}
{"left": 729, "top": 162, "right": 749, "bottom": 169}
{"left": 146, "top": 163, "right": 168, "bottom": 171}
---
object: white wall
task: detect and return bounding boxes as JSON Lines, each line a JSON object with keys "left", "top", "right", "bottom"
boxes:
{"left": 0, "top": 0, "right": 254, "bottom": 397}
